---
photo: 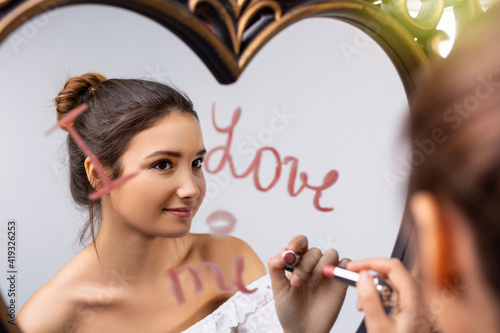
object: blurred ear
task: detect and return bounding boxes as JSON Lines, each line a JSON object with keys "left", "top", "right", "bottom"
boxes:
{"left": 84, "top": 157, "right": 101, "bottom": 189}
{"left": 410, "top": 192, "right": 455, "bottom": 288}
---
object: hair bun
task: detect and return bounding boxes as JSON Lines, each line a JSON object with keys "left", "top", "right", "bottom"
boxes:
{"left": 55, "top": 73, "right": 107, "bottom": 126}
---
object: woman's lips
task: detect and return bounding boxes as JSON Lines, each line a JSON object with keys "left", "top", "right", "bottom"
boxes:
{"left": 163, "top": 207, "right": 193, "bottom": 218}
{"left": 206, "top": 210, "right": 237, "bottom": 235}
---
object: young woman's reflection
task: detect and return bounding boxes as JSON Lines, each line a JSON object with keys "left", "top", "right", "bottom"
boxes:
{"left": 16, "top": 74, "right": 347, "bottom": 332}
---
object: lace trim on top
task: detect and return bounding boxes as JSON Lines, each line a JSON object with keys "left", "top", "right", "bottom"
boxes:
{"left": 181, "top": 274, "right": 282, "bottom": 333}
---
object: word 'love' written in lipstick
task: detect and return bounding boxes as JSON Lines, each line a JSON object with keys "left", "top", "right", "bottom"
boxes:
{"left": 205, "top": 104, "right": 339, "bottom": 212}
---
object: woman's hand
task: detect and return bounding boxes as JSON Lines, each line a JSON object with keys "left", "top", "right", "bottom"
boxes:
{"left": 347, "top": 258, "right": 433, "bottom": 333}
{"left": 268, "top": 235, "right": 348, "bottom": 333}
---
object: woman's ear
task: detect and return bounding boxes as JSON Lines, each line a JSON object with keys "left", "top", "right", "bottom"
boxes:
{"left": 84, "top": 156, "right": 101, "bottom": 189}
{"left": 410, "top": 192, "right": 456, "bottom": 288}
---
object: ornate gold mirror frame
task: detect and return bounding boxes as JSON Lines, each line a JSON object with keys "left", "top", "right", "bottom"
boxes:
{"left": 0, "top": 0, "right": 485, "bottom": 332}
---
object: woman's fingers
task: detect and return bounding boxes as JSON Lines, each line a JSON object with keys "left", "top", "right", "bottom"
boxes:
{"left": 338, "top": 257, "right": 351, "bottom": 267}
{"left": 268, "top": 247, "right": 292, "bottom": 292}
{"left": 347, "top": 258, "right": 407, "bottom": 278}
{"left": 347, "top": 258, "right": 418, "bottom": 306}
{"left": 286, "top": 235, "right": 308, "bottom": 253}
{"left": 268, "top": 235, "right": 311, "bottom": 291}
{"left": 307, "top": 248, "right": 340, "bottom": 287}
{"left": 347, "top": 258, "right": 413, "bottom": 291}
{"left": 269, "top": 235, "right": 309, "bottom": 292}
{"left": 348, "top": 257, "right": 421, "bottom": 319}
{"left": 357, "top": 271, "right": 392, "bottom": 332}
{"left": 270, "top": 235, "right": 346, "bottom": 290}
{"left": 290, "top": 247, "right": 322, "bottom": 287}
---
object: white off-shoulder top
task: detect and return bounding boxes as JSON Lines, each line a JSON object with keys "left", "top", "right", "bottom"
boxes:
{"left": 181, "top": 274, "right": 283, "bottom": 332}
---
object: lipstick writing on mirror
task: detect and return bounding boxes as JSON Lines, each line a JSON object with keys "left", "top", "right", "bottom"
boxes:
{"left": 282, "top": 250, "right": 303, "bottom": 272}
{"left": 323, "top": 265, "right": 396, "bottom": 307}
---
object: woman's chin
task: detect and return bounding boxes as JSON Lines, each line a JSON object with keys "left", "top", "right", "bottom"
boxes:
{"left": 159, "top": 221, "right": 192, "bottom": 238}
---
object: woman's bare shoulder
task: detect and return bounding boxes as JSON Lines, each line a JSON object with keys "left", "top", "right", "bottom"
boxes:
{"left": 17, "top": 280, "right": 75, "bottom": 332}
{"left": 189, "top": 233, "right": 267, "bottom": 284}
{"left": 16, "top": 251, "right": 94, "bottom": 332}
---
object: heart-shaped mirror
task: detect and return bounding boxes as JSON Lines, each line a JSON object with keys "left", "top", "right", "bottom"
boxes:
{"left": 0, "top": 1, "right": 483, "bottom": 332}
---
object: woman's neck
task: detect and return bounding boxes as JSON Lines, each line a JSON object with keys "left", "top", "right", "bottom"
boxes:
{"left": 83, "top": 218, "right": 194, "bottom": 286}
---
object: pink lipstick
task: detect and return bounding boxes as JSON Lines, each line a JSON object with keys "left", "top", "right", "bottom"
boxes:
{"left": 163, "top": 207, "right": 193, "bottom": 218}
{"left": 323, "top": 265, "right": 396, "bottom": 305}
{"left": 282, "top": 250, "right": 303, "bottom": 272}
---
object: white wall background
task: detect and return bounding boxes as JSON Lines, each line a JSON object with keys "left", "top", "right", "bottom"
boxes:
{"left": 0, "top": 4, "right": 409, "bottom": 332}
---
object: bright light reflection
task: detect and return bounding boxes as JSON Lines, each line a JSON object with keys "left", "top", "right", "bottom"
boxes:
{"left": 407, "top": 7, "right": 456, "bottom": 58}
{"left": 436, "top": 8, "right": 456, "bottom": 57}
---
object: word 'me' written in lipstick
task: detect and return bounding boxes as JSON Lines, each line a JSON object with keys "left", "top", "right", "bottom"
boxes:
{"left": 167, "top": 255, "right": 256, "bottom": 305}
{"left": 205, "top": 104, "right": 339, "bottom": 212}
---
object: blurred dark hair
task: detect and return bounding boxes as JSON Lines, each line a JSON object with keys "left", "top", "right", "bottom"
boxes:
{"left": 55, "top": 73, "right": 198, "bottom": 246}
{"left": 408, "top": 5, "right": 500, "bottom": 299}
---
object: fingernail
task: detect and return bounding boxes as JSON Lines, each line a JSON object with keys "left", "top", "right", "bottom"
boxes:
{"left": 291, "top": 274, "right": 301, "bottom": 287}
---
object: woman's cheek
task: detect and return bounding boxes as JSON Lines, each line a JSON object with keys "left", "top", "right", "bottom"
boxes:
{"left": 197, "top": 173, "right": 207, "bottom": 203}
{"left": 122, "top": 176, "right": 162, "bottom": 207}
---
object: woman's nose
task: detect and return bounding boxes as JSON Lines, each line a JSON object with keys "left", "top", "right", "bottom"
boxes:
{"left": 176, "top": 169, "right": 200, "bottom": 199}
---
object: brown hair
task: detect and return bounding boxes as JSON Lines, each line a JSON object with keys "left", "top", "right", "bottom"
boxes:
{"left": 55, "top": 73, "right": 198, "bottom": 245}
{"left": 408, "top": 6, "right": 500, "bottom": 299}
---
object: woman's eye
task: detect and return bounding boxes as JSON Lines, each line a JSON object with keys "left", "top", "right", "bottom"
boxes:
{"left": 192, "top": 158, "right": 203, "bottom": 169}
{"left": 153, "top": 160, "right": 173, "bottom": 171}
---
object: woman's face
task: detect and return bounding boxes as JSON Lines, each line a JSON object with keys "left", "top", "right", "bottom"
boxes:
{"left": 103, "top": 111, "right": 207, "bottom": 238}
{"left": 381, "top": 285, "right": 391, "bottom": 302}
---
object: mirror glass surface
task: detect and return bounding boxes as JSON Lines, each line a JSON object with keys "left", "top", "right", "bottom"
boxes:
{"left": 0, "top": 4, "right": 409, "bottom": 331}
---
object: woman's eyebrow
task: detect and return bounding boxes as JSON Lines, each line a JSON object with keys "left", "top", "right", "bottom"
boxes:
{"left": 144, "top": 149, "right": 207, "bottom": 160}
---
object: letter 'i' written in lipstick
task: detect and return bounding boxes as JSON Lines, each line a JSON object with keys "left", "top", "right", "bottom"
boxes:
{"left": 46, "top": 104, "right": 138, "bottom": 200}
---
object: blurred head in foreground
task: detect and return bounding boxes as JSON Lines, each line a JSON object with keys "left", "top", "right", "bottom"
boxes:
{"left": 408, "top": 5, "right": 500, "bottom": 332}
